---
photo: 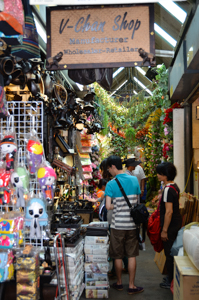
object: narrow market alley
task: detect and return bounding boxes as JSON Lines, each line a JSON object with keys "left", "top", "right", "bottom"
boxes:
{"left": 80, "top": 236, "right": 173, "bottom": 300}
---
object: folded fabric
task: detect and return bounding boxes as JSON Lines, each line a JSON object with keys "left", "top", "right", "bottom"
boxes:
{"left": 0, "top": 12, "right": 23, "bottom": 35}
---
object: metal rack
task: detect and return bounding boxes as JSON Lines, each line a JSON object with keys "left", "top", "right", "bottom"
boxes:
{"left": 0, "top": 101, "right": 49, "bottom": 248}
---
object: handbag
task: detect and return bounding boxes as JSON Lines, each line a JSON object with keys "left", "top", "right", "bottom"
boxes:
{"left": 147, "top": 198, "right": 163, "bottom": 253}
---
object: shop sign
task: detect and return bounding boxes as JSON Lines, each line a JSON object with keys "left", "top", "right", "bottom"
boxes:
{"left": 46, "top": 4, "right": 155, "bottom": 70}
{"left": 30, "top": 0, "right": 186, "bottom": 4}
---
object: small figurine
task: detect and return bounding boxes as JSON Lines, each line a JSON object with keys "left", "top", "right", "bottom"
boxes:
{"left": 37, "top": 166, "right": 57, "bottom": 204}
{"left": 138, "top": 48, "right": 156, "bottom": 67}
{"left": 25, "top": 198, "right": 48, "bottom": 239}
{"left": 0, "top": 136, "right": 17, "bottom": 171}
{"left": 26, "top": 140, "right": 43, "bottom": 174}
{"left": 11, "top": 167, "right": 29, "bottom": 208}
{"left": 0, "top": 169, "right": 11, "bottom": 205}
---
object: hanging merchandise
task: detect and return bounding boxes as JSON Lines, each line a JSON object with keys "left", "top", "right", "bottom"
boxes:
{"left": 0, "top": 115, "right": 17, "bottom": 172}
{"left": 37, "top": 163, "right": 57, "bottom": 205}
{"left": 16, "top": 247, "right": 40, "bottom": 300}
{"left": 0, "top": 166, "right": 11, "bottom": 204}
{"left": 0, "top": 0, "right": 24, "bottom": 45}
{"left": 0, "top": 211, "right": 24, "bottom": 247}
{"left": 25, "top": 197, "right": 48, "bottom": 239}
{"left": 0, "top": 249, "right": 14, "bottom": 282}
{"left": 10, "top": 148, "right": 29, "bottom": 208}
{"left": 11, "top": 0, "right": 41, "bottom": 59}
{"left": 26, "top": 118, "right": 44, "bottom": 174}
{"left": 0, "top": 73, "right": 8, "bottom": 118}
{"left": 3, "top": 0, "right": 24, "bottom": 27}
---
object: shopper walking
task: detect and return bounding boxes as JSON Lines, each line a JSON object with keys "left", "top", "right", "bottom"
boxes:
{"left": 105, "top": 155, "right": 144, "bottom": 295}
{"left": 156, "top": 162, "right": 182, "bottom": 289}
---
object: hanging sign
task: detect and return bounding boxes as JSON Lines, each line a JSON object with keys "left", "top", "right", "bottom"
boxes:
{"left": 46, "top": 4, "right": 155, "bottom": 70}
{"left": 30, "top": 0, "right": 186, "bottom": 4}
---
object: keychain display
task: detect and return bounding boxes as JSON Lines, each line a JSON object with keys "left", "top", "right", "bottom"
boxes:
{"left": 37, "top": 164, "right": 57, "bottom": 204}
{"left": 0, "top": 116, "right": 17, "bottom": 172}
{"left": 26, "top": 140, "right": 43, "bottom": 174}
{"left": 25, "top": 197, "right": 48, "bottom": 239}
{"left": 11, "top": 148, "right": 29, "bottom": 208}
{"left": 11, "top": 167, "right": 29, "bottom": 208}
{"left": 26, "top": 116, "right": 44, "bottom": 174}
{"left": 0, "top": 167, "right": 11, "bottom": 204}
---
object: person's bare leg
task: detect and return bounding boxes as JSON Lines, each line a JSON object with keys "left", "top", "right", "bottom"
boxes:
{"left": 114, "top": 259, "right": 123, "bottom": 285}
{"left": 128, "top": 257, "right": 136, "bottom": 288}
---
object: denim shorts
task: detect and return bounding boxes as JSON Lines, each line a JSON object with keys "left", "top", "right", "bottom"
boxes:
{"left": 109, "top": 228, "right": 139, "bottom": 259}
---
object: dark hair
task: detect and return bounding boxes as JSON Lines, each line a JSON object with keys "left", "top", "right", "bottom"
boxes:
{"left": 100, "top": 159, "right": 107, "bottom": 172}
{"left": 106, "top": 155, "right": 123, "bottom": 170}
{"left": 98, "top": 179, "right": 108, "bottom": 189}
{"left": 156, "top": 162, "right": 177, "bottom": 181}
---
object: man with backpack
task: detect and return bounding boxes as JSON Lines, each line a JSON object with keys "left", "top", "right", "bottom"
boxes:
{"left": 105, "top": 155, "right": 144, "bottom": 295}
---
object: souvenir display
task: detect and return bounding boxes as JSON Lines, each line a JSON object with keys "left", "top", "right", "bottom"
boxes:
{"left": 25, "top": 197, "right": 48, "bottom": 239}
{"left": 0, "top": 249, "right": 14, "bottom": 282}
{"left": 37, "top": 165, "right": 57, "bottom": 204}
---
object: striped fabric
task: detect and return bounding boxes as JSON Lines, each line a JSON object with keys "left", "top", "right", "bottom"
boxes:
{"left": 111, "top": 194, "right": 137, "bottom": 230}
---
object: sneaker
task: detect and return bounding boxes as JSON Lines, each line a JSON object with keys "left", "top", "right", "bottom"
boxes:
{"left": 163, "top": 276, "right": 170, "bottom": 283}
{"left": 111, "top": 282, "right": 123, "bottom": 291}
{"left": 128, "top": 287, "right": 144, "bottom": 295}
{"left": 160, "top": 281, "right": 171, "bottom": 289}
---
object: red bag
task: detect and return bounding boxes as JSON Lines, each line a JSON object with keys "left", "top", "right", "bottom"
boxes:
{"left": 147, "top": 208, "right": 164, "bottom": 252}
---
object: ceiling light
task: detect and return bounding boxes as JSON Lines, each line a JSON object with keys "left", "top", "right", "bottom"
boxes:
{"left": 113, "top": 67, "right": 125, "bottom": 78}
{"left": 154, "top": 23, "right": 177, "bottom": 47}
{"left": 158, "top": 0, "right": 187, "bottom": 24}
{"left": 110, "top": 80, "right": 128, "bottom": 97}
{"left": 133, "top": 77, "right": 153, "bottom": 96}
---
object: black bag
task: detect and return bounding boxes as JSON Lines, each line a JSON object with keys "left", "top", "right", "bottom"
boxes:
{"left": 130, "top": 203, "right": 149, "bottom": 225}
{"left": 115, "top": 178, "right": 149, "bottom": 225}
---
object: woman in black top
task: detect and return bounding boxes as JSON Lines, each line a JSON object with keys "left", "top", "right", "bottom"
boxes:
{"left": 156, "top": 162, "right": 182, "bottom": 289}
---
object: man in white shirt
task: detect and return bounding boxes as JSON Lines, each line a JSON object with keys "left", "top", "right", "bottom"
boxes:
{"left": 124, "top": 158, "right": 146, "bottom": 204}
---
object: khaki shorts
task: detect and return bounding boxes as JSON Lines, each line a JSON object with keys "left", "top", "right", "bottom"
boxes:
{"left": 109, "top": 228, "right": 139, "bottom": 259}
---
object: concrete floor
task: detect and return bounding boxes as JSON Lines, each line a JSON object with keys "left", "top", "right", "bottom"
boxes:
{"left": 81, "top": 236, "right": 173, "bottom": 300}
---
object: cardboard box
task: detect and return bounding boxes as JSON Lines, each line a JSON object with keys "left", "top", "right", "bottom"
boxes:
{"left": 174, "top": 256, "right": 199, "bottom": 300}
{"left": 154, "top": 249, "right": 167, "bottom": 274}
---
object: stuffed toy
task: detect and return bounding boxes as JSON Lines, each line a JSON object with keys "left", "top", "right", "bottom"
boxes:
{"left": 26, "top": 140, "right": 43, "bottom": 174}
{"left": 25, "top": 198, "right": 48, "bottom": 239}
{"left": 37, "top": 166, "right": 57, "bottom": 204}
{"left": 11, "top": 167, "right": 29, "bottom": 208}
{"left": 0, "top": 169, "right": 11, "bottom": 204}
{"left": 0, "top": 135, "right": 17, "bottom": 171}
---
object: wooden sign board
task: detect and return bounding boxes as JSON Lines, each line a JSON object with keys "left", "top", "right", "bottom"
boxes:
{"left": 46, "top": 4, "right": 155, "bottom": 70}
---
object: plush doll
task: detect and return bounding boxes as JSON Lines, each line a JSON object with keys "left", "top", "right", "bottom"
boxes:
{"left": 0, "top": 169, "right": 11, "bottom": 204}
{"left": 11, "top": 167, "right": 29, "bottom": 208}
{"left": 0, "top": 135, "right": 17, "bottom": 171}
{"left": 26, "top": 140, "right": 43, "bottom": 174}
{"left": 37, "top": 166, "right": 57, "bottom": 204}
{"left": 25, "top": 198, "right": 48, "bottom": 239}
